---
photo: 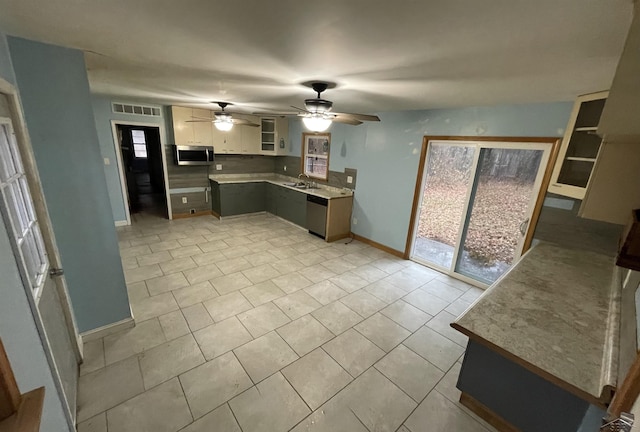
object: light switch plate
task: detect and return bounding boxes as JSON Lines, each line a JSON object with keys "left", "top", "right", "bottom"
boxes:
{"left": 216, "top": 164, "right": 222, "bottom": 171}
{"left": 347, "top": 176, "right": 353, "bottom": 184}
{"left": 284, "top": 165, "right": 287, "bottom": 171}
{"left": 104, "top": 158, "right": 110, "bottom": 165}
{"left": 182, "top": 197, "right": 188, "bottom": 204}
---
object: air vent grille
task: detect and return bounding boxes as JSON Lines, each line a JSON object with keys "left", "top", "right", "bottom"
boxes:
{"left": 112, "top": 102, "right": 161, "bottom": 117}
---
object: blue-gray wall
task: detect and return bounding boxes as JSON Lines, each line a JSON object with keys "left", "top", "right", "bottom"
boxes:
{"left": 0, "top": 31, "right": 71, "bottom": 431}
{"left": 8, "top": 37, "right": 131, "bottom": 332}
{"left": 91, "top": 95, "right": 168, "bottom": 223}
{"left": 288, "top": 102, "right": 574, "bottom": 251}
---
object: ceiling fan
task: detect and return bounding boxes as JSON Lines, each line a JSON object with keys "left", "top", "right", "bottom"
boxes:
{"left": 293, "top": 81, "right": 381, "bottom": 132}
{"left": 187, "top": 102, "right": 259, "bottom": 131}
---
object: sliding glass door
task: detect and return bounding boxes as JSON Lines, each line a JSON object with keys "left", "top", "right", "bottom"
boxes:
{"left": 410, "top": 139, "right": 551, "bottom": 286}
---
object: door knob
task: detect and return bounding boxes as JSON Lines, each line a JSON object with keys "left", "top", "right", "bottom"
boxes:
{"left": 49, "top": 268, "right": 64, "bottom": 277}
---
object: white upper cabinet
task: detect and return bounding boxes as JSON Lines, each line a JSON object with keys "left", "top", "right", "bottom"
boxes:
{"left": 598, "top": 5, "right": 640, "bottom": 143}
{"left": 548, "top": 91, "right": 608, "bottom": 200}
{"left": 192, "top": 108, "right": 213, "bottom": 146}
{"left": 171, "top": 106, "right": 195, "bottom": 144}
{"left": 239, "top": 115, "right": 261, "bottom": 154}
{"left": 170, "top": 106, "right": 289, "bottom": 156}
{"left": 212, "top": 124, "right": 241, "bottom": 154}
{"left": 171, "top": 106, "right": 212, "bottom": 146}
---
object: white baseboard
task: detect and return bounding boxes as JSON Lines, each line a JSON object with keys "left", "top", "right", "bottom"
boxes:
{"left": 115, "top": 220, "right": 129, "bottom": 227}
{"left": 81, "top": 316, "right": 135, "bottom": 342}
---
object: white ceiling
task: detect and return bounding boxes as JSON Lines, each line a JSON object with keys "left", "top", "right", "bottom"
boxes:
{"left": 0, "top": 0, "right": 634, "bottom": 114}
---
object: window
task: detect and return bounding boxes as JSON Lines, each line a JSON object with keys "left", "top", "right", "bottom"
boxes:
{"left": 302, "top": 133, "right": 330, "bottom": 180}
{"left": 0, "top": 121, "right": 48, "bottom": 295}
{"left": 131, "top": 130, "right": 147, "bottom": 158}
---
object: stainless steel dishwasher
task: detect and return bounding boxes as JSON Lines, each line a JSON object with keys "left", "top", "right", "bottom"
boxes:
{"left": 306, "top": 195, "right": 328, "bottom": 239}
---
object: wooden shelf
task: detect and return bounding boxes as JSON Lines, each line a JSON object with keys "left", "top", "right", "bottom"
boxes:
{"left": 0, "top": 387, "right": 45, "bottom": 432}
{"left": 0, "top": 338, "right": 44, "bottom": 432}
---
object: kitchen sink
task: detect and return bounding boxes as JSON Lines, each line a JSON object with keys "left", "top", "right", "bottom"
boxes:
{"left": 283, "top": 182, "right": 308, "bottom": 189}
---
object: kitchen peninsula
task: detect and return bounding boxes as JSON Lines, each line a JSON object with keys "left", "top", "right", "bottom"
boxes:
{"left": 451, "top": 242, "right": 631, "bottom": 431}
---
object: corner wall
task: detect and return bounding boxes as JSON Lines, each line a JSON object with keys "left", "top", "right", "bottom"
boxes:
{"left": 8, "top": 37, "right": 131, "bottom": 332}
{"left": 0, "top": 31, "right": 70, "bottom": 432}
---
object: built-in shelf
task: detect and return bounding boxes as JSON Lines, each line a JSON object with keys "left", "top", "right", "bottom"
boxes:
{"left": 549, "top": 91, "right": 608, "bottom": 199}
{"left": 565, "top": 157, "right": 597, "bottom": 162}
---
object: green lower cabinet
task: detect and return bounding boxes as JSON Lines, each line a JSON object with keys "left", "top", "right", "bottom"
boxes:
{"left": 276, "top": 188, "right": 307, "bottom": 227}
{"left": 213, "top": 181, "right": 306, "bottom": 228}
{"left": 210, "top": 180, "right": 221, "bottom": 215}
{"left": 265, "top": 183, "right": 277, "bottom": 214}
{"left": 218, "top": 183, "right": 266, "bottom": 216}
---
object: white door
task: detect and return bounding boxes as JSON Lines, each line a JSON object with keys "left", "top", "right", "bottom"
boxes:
{"left": 0, "top": 92, "right": 81, "bottom": 426}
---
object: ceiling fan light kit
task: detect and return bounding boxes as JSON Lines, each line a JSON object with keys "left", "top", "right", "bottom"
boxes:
{"left": 186, "top": 101, "right": 260, "bottom": 130}
{"left": 302, "top": 114, "right": 332, "bottom": 132}
{"left": 214, "top": 115, "right": 234, "bottom": 131}
{"left": 297, "top": 81, "right": 380, "bottom": 131}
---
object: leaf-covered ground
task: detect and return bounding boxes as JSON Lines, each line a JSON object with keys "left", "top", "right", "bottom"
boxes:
{"left": 418, "top": 179, "right": 533, "bottom": 266}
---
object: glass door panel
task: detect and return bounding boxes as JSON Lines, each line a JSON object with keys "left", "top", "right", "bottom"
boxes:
{"left": 455, "top": 148, "right": 544, "bottom": 284}
{"left": 412, "top": 143, "right": 476, "bottom": 269}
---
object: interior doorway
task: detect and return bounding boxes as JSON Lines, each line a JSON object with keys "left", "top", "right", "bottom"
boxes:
{"left": 406, "top": 136, "right": 559, "bottom": 287}
{"left": 115, "top": 124, "right": 168, "bottom": 219}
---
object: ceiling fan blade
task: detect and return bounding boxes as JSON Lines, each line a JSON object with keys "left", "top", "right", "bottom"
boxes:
{"left": 186, "top": 119, "right": 213, "bottom": 123}
{"left": 252, "top": 111, "right": 298, "bottom": 116}
{"left": 231, "top": 118, "right": 260, "bottom": 127}
{"left": 190, "top": 115, "right": 213, "bottom": 120}
{"left": 332, "top": 112, "right": 381, "bottom": 122}
{"left": 291, "top": 105, "right": 311, "bottom": 113}
{"left": 331, "top": 116, "right": 363, "bottom": 126}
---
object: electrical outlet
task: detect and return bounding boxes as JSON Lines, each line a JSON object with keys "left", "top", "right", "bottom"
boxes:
{"left": 353, "top": 217, "right": 358, "bottom": 225}
{"left": 347, "top": 175, "right": 353, "bottom": 184}
{"left": 216, "top": 164, "right": 222, "bottom": 171}
{"left": 284, "top": 165, "right": 287, "bottom": 172}
{"left": 182, "top": 197, "right": 187, "bottom": 204}
{"left": 103, "top": 158, "right": 110, "bottom": 165}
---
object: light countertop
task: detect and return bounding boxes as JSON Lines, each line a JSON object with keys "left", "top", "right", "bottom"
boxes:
{"left": 452, "top": 242, "right": 622, "bottom": 405}
{"left": 209, "top": 174, "right": 354, "bottom": 200}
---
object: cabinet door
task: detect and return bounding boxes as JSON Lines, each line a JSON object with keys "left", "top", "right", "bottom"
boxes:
{"left": 213, "top": 125, "right": 241, "bottom": 154}
{"left": 240, "top": 115, "right": 261, "bottom": 155}
{"left": 276, "top": 188, "right": 290, "bottom": 220}
{"left": 266, "top": 184, "right": 277, "bottom": 214}
{"left": 290, "top": 191, "right": 307, "bottom": 227}
{"left": 246, "top": 183, "right": 266, "bottom": 213}
{"left": 275, "top": 117, "right": 289, "bottom": 155}
{"left": 171, "top": 106, "right": 195, "bottom": 144}
{"left": 210, "top": 181, "right": 221, "bottom": 215}
{"left": 192, "top": 108, "right": 213, "bottom": 146}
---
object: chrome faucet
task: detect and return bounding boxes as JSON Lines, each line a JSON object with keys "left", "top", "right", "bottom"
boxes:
{"left": 298, "top": 173, "right": 310, "bottom": 188}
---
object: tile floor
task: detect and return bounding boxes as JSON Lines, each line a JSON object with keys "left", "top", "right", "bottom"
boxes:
{"left": 77, "top": 212, "right": 496, "bottom": 432}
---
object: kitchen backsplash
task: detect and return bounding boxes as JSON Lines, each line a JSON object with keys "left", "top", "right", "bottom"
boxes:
{"left": 532, "top": 193, "right": 623, "bottom": 256}
{"left": 214, "top": 154, "right": 275, "bottom": 174}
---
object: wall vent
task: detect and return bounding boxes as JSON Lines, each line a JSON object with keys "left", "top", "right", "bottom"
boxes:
{"left": 112, "top": 102, "right": 162, "bottom": 117}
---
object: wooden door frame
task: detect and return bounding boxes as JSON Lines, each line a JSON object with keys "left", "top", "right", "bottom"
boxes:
{"left": 0, "top": 77, "right": 78, "bottom": 430}
{"left": 110, "top": 120, "right": 172, "bottom": 223}
{"left": 404, "top": 135, "right": 561, "bottom": 261}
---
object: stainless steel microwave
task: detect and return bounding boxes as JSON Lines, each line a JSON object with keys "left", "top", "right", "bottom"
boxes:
{"left": 173, "top": 145, "right": 215, "bottom": 166}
